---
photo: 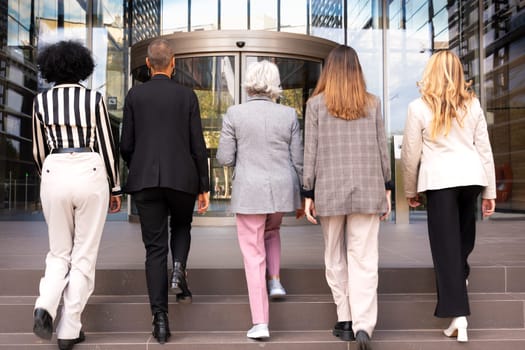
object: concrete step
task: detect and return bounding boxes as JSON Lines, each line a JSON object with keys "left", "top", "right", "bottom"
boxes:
{"left": 2, "top": 266, "right": 524, "bottom": 296}
{"left": 1, "top": 330, "right": 525, "bottom": 349}
{"left": 2, "top": 293, "right": 525, "bottom": 333}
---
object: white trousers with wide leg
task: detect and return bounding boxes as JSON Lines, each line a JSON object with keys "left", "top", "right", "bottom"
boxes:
{"left": 34, "top": 152, "right": 109, "bottom": 340}
{"left": 320, "top": 213, "right": 379, "bottom": 337}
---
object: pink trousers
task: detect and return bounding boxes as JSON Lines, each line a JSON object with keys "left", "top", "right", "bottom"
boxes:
{"left": 236, "top": 213, "right": 284, "bottom": 324}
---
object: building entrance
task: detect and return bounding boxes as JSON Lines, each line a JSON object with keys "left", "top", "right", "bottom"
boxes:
{"left": 129, "top": 31, "right": 337, "bottom": 223}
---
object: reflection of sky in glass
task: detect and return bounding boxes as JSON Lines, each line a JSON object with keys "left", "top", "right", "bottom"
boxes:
{"left": 387, "top": 30, "right": 430, "bottom": 135}
{"left": 221, "top": 0, "right": 247, "bottom": 29}
{"left": 191, "top": 0, "right": 218, "bottom": 30}
{"left": 280, "top": 0, "right": 306, "bottom": 33}
{"left": 347, "top": 30, "right": 382, "bottom": 98}
{"left": 163, "top": 0, "right": 188, "bottom": 32}
{"left": 101, "top": 0, "right": 123, "bottom": 25}
{"left": 38, "top": 0, "right": 85, "bottom": 23}
{"left": 251, "top": 0, "right": 277, "bottom": 30}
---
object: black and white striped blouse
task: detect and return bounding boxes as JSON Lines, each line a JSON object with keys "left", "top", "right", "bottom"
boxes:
{"left": 32, "top": 83, "right": 121, "bottom": 194}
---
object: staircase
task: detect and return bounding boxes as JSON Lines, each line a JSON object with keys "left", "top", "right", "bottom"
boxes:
{"left": 1, "top": 266, "right": 525, "bottom": 349}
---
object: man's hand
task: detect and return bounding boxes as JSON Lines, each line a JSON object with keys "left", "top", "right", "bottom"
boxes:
{"left": 197, "top": 192, "right": 210, "bottom": 214}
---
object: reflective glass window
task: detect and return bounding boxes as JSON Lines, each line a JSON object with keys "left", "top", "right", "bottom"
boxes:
{"left": 483, "top": 0, "right": 525, "bottom": 212}
{"left": 250, "top": 0, "right": 277, "bottom": 30}
{"left": 191, "top": 0, "right": 218, "bottom": 30}
{"left": 280, "top": 0, "right": 307, "bottom": 34}
{"left": 310, "top": 0, "right": 343, "bottom": 43}
{"left": 221, "top": 0, "right": 247, "bottom": 30}
{"left": 347, "top": 0, "right": 373, "bottom": 30}
{"left": 163, "top": 0, "right": 188, "bottom": 33}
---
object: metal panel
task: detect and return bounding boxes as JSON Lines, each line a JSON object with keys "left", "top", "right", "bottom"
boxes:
{"left": 130, "top": 30, "right": 338, "bottom": 71}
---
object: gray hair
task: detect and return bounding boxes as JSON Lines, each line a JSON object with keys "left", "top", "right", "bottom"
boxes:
{"left": 147, "top": 38, "right": 174, "bottom": 70}
{"left": 243, "top": 60, "right": 282, "bottom": 99}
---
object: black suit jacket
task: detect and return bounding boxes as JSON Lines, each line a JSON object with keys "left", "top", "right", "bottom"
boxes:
{"left": 120, "top": 75, "right": 210, "bottom": 195}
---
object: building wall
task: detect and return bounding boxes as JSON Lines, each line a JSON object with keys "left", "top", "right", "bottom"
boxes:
{"left": 0, "top": 0, "right": 524, "bottom": 219}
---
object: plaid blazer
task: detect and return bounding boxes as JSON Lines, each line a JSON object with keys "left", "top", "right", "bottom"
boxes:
{"left": 303, "top": 93, "right": 391, "bottom": 216}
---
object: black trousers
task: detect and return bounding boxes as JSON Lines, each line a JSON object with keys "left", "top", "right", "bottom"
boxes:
{"left": 426, "top": 185, "right": 483, "bottom": 318}
{"left": 134, "top": 187, "right": 196, "bottom": 314}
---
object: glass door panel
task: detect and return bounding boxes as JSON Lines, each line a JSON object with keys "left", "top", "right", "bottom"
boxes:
{"left": 242, "top": 55, "right": 322, "bottom": 128}
{"left": 172, "top": 53, "right": 321, "bottom": 216}
{"left": 173, "top": 55, "right": 237, "bottom": 215}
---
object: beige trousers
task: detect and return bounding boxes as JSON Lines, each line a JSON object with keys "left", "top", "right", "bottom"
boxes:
{"left": 35, "top": 152, "right": 109, "bottom": 339}
{"left": 320, "top": 213, "right": 379, "bottom": 336}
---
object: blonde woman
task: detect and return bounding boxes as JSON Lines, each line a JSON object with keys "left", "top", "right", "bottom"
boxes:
{"left": 217, "top": 60, "right": 303, "bottom": 339}
{"left": 303, "top": 45, "right": 392, "bottom": 350}
{"left": 401, "top": 50, "right": 496, "bottom": 342}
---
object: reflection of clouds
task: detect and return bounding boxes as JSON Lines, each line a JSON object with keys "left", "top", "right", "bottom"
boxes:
{"left": 38, "top": 0, "right": 84, "bottom": 23}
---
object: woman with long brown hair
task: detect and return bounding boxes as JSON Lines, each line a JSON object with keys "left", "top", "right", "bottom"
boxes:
{"left": 401, "top": 50, "right": 496, "bottom": 342}
{"left": 303, "top": 45, "right": 392, "bottom": 350}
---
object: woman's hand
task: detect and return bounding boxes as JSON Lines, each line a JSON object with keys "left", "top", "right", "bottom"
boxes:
{"left": 407, "top": 195, "right": 422, "bottom": 208}
{"left": 380, "top": 190, "right": 392, "bottom": 221}
{"left": 482, "top": 198, "right": 495, "bottom": 217}
{"left": 304, "top": 198, "right": 318, "bottom": 224}
{"left": 109, "top": 195, "right": 121, "bottom": 213}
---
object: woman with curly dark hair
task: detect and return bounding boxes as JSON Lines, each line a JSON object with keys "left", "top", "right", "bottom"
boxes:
{"left": 31, "top": 40, "right": 121, "bottom": 350}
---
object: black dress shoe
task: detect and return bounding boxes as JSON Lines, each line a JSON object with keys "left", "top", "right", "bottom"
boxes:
{"left": 152, "top": 311, "right": 171, "bottom": 344}
{"left": 332, "top": 321, "right": 355, "bottom": 341}
{"left": 171, "top": 261, "right": 192, "bottom": 303}
{"left": 57, "top": 331, "right": 85, "bottom": 350}
{"left": 356, "top": 330, "right": 372, "bottom": 350}
{"left": 33, "top": 308, "right": 53, "bottom": 340}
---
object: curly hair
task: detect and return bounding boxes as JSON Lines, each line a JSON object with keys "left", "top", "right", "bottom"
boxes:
{"left": 37, "top": 40, "right": 95, "bottom": 84}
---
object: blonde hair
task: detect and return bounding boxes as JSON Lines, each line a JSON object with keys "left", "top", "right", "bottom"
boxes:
{"left": 418, "top": 50, "right": 475, "bottom": 139}
{"left": 312, "top": 45, "right": 372, "bottom": 120}
{"left": 243, "top": 60, "right": 282, "bottom": 100}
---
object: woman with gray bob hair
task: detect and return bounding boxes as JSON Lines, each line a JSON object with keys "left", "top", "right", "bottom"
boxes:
{"left": 217, "top": 59, "right": 304, "bottom": 340}
{"left": 243, "top": 60, "right": 282, "bottom": 99}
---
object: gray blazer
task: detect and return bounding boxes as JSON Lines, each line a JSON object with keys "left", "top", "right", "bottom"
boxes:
{"left": 303, "top": 93, "right": 391, "bottom": 216}
{"left": 216, "top": 97, "right": 303, "bottom": 214}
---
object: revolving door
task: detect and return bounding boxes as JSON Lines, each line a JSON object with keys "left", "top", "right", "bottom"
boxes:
{"left": 129, "top": 31, "right": 337, "bottom": 220}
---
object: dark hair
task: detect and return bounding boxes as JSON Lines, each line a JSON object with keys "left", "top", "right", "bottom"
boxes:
{"left": 37, "top": 40, "right": 95, "bottom": 84}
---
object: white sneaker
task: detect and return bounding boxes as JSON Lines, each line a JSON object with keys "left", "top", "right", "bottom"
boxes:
{"left": 268, "top": 279, "right": 286, "bottom": 299}
{"left": 247, "top": 323, "right": 269, "bottom": 339}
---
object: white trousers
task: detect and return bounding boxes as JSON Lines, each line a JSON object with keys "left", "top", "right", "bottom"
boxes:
{"left": 320, "top": 213, "right": 379, "bottom": 336}
{"left": 35, "top": 152, "right": 109, "bottom": 339}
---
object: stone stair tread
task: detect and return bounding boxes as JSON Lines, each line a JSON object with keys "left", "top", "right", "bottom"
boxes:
{"left": 3, "top": 292, "right": 525, "bottom": 305}
{"left": 2, "top": 330, "right": 525, "bottom": 348}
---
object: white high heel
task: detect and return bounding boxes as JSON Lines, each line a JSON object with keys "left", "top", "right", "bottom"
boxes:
{"left": 443, "top": 316, "right": 468, "bottom": 342}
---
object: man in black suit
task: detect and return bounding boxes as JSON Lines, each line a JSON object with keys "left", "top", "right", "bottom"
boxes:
{"left": 120, "top": 38, "right": 210, "bottom": 344}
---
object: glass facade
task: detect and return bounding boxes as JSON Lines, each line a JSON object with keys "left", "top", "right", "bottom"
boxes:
{"left": 1, "top": 0, "right": 524, "bottom": 221}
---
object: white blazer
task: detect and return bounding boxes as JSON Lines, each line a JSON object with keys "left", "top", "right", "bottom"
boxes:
{"left": 401, "top": 97, "right": 496, "bottom": 199}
